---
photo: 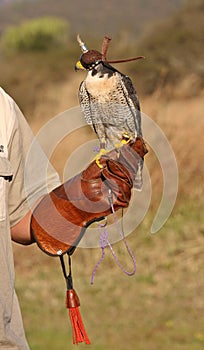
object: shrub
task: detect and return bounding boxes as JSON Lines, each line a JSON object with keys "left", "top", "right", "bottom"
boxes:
{"left": 1, "top": 16, "right": 69, "bottom": 53}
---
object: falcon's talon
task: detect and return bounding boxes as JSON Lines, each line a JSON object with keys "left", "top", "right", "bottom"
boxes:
{"left": 96, "top": 159, "right": 104, "bottom": 169}
{"left": 114, "top": 135, "right": 133, "bottom": 149}
{"left": 94, "top": 148, "right": 109, "bottom": 168}
{"left": 121, "top": 132, "right": 133, "bottom": 143}
{"left": 121, "top": 139, "right": 131, "bottom": 145}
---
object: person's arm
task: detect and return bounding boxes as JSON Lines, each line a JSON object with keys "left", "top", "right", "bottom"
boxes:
{"left": 11, "top": 196, "right": 44, "bottom": 245}
{"left": 11, "top": 209, "right": 34, "bottom": 245}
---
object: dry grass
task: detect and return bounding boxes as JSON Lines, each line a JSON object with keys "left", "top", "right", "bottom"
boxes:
{"left": 13, "top": 196, "right": 204, "bottom": 350}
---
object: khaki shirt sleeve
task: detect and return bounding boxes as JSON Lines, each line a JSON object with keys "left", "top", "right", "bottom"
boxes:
{"left": 8, "top": 103, "right": 61, "bottom": 227}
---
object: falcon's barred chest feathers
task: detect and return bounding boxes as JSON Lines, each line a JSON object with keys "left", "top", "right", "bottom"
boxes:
{"left": 75, "top": 35, "right": 145, "bottom": 190}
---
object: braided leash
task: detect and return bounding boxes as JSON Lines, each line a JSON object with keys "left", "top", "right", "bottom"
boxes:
{"left": 91, "top": 190, "right": 136, "bottom": 284}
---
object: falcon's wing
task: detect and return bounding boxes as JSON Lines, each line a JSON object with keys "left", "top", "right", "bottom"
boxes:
{"left": 119, "top": 74, "right": 142, "bottom": 137}
{"left": 118, "top": 73, "right": 144, "bottom": 190}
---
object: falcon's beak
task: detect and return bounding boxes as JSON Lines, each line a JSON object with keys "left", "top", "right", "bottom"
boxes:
{"left": 75, "top": 61, "right": 85, "bottom": 71}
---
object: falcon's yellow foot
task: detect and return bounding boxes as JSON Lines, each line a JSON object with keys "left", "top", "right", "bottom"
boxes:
{"left": 95, "top": 148, "right": 109, "bottom": 168}
{"left": 115, "top": 132, "right": 133, "bottom": 149}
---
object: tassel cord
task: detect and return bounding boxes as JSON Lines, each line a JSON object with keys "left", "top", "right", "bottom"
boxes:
{"left": 60, "top": 254, "right": 91, "bottom": 345}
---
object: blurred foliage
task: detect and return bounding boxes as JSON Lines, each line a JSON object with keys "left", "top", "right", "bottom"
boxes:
{"left": 0, "top": 0, "right": 184, "bottom": 39}
{"left": 1, "top": 16, "right": 69, "bottom": 53}
{"left": 129, "top": 0, "right": 204, "bottom": 95}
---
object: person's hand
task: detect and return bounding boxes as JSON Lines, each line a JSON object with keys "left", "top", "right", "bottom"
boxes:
{"left": 31, "top": 137, "right": 148, "bottom": 256}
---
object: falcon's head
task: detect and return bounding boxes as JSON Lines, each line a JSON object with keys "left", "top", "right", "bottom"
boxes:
{"left": 75, "top": 34, "right": 109, "bottom": 71}
{"left": 75, "top": 34, "right": 145, "bottom": 71}
{"left": 75, "top": 50, "right": 103, "bottom": 71}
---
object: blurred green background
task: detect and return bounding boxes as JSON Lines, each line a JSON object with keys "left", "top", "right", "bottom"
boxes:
{"left": 0, "top": 0, "right": 203, "bottom": 349}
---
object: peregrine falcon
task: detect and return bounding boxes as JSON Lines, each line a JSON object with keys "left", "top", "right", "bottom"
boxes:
{"left": 75, "top": 35, "right": 144, "bottom": 190}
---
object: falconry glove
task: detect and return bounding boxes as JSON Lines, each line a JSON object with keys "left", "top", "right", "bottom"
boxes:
{"left": 31, "top": 137, "right": 147, "bottom": 256}
{"left": 30, "top": 136, "right": 148, "bottom": 345}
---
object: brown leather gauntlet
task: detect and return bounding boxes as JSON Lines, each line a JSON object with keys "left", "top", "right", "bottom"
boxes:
{"left": 31, "top": 137, "right": 148, "bottom": 256}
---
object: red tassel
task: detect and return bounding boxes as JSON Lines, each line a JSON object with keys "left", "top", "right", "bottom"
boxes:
{"left": 66, "top": 289, "right": 91, "bottom": 345}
